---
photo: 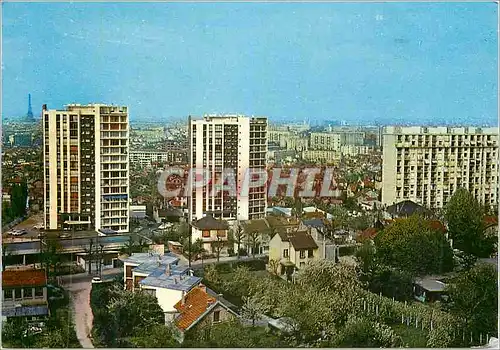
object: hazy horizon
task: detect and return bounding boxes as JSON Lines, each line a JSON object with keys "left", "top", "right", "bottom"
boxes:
{"left": 3, "top": 2, "right": 498, "bottom": 126}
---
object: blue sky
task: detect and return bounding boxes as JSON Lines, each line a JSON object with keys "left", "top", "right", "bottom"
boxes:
{"left": 2, "top": 2, "right": 498, "bottom": 125}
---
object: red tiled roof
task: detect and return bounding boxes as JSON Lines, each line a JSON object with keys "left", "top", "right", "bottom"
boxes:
{"left": 484, "top": 216, "right": 498, "bottom": 226}
{"left": 174, "top": 286, "right": 216, "bottom": 331}
{"left": 428, "top": 220, "right": 447, "bottom": 233}
{"left": 2, "top": 269, "right": 46, "bottom": 288}
{"left": 357, "top": 227, "right": 378, "bottom": 242}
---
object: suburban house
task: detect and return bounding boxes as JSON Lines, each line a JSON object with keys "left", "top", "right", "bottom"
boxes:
{"left": 240, "top": 218, "right": 272, "bottom": 255}
{"left": 2, "top": 269, "right": 49, "bottom": 322}
{"left": 302, "top": 206, "right": 333, "bottom": 220}
{"left": 385, "top": 200, "right": 431, "bottom": 219}
{"left": 265, "top": 215, "right": 303, "bottom": 234}
{"left": 268, "top": 230, "right": 319, "bottom": 280}
{"left": 171, "top": 284, "right": 238, "bottom": 343}
{"left": 302, "top": 218, "right": 339, "bottom": 261}
{"left": 191, "top": 216, "right": 230, "bottom": 256}
{"left": 120, "top": 252, "right": 203, "bottom": 324}
{"left": 121, "top": 252, "right": 180, "bottom": 291}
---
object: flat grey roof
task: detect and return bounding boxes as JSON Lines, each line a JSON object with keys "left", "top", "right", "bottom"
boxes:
{"left": 415, "top": 278, "right": 447, "bottom": 292}
{"left": 140, "top": 266, "right": 201, "bottom": 291}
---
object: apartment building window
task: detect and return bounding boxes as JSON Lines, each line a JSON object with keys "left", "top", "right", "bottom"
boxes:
{"left": 24, "top": 287, "right": 33, "bottom": 298}
{"left": 300, "top": 250, "right": 306, "bottom": 259}
{"left": 4, "top": 289, "right": 13, "bottom": 300}
{"left": 283, "top": 249, "right": 289, "bottom": 258}
{"left": 35, "top": 287, "right": 43, "bottom": 298}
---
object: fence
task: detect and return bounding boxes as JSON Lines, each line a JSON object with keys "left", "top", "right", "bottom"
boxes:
{"left": 356, "top": 291, "right": 491, "bottom": 347}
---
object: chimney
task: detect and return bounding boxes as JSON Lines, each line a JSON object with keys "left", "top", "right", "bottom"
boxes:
{"left": 199, "top": 284, "right": 207, "bottom": 293}
{"left": 181, "top": 292, "right": 186, "bottom": 306}
{"left": 165, "top": 264, "right": 171, "bottom": 276}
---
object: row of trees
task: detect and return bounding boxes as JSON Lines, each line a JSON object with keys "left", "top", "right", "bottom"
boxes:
{"left": 2, "top": 180, "right": 28, "bottom": 226}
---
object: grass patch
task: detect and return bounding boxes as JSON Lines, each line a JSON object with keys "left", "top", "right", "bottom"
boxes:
{"left": 391, "top": 324, "right": 428, "bottom": 348}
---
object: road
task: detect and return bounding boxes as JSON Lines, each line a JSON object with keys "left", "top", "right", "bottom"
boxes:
{"left": 60, "top": 268, "right": 122, "bottom": 349}
{"left": 173, "top": 252, "right": 267, "bottom": 267}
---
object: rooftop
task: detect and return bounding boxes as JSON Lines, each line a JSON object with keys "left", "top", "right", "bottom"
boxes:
{"left": 289, "top": 231, "right": 318, "bottom": 250}
{"left": 415, "top": 278, "right": 447, "bottom": 292}
{"left": 386, "top": 200, "right": 430, "bottom": 217}
{"left": 121, "top": 252, "right": 179, "bottom": 266}
{"left": 241, "top": 219, "right": 270, "bottom": 234}
{"left": 2, "top": 269, "right": 46, "bottom": 288}
{"left": 174, "top": 285, "right": 217, "bottom": 331}
{"left": 140, "top": 266, "right": 201, "bottom": 291}
{"left": 192, "top": 215, "right": 229, "bottom": 231}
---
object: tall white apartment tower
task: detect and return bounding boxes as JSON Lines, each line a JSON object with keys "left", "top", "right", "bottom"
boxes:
{"left": 188, "top": 115, "right": 268, "bottom": 221}
{"left": 43, "top": 104, "right": 130, "bottom": 233}
{"left": 382, "top": 126, "right": 498, "bottom": 210}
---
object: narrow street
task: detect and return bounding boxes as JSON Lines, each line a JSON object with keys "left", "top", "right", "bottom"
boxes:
{"left": 60, "top": 273, "right": 94, "bottom": 349}
{"left": 60, "top": 268, "right": 122, "bottom": 349}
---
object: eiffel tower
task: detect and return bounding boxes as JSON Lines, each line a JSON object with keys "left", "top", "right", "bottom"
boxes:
{"left": 27, "top": 93, "right": 34, "bottom": 120}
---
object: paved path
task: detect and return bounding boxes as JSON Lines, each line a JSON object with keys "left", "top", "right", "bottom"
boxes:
{"left": 61, "top": 274, "right": 95, "bottom": 349}
{"left": 60, "top": 269, "right": 121, "bottom": 349}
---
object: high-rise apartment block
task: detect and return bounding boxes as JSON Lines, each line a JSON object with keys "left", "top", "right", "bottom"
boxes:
{"left": 309, "top": 132, "right": 341, "bottom": 151}
{"left": 188, "top": 115, "right": 268, "bottom": 221}
{"left": 43, "top": 104, "right": 129, "bottom": 232}
{"left": 382, "top": 126, "right": 498, "bottom": 209}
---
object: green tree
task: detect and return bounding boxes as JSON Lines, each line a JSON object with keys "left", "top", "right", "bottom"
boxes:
{"left": 374, "top": 215, "right": 454, "bottom": 276}
{"left": 40, "top": 238, "right": 63, "bottom": 278}
{"left": 10, "top": 180, "right": 28, "bottom": 218}
{"left": 445, "top": 263, "right": 498, "bottom": 336}
{"left": 127, "top": 325, "right": 179, "bottom": 347}
{"left": 212, "top": 234, "right": 225, "bottom": 262}
{"left": 245, "top": 231, "right": 260, "bottom": 257}
{"left": 229, "top": 222, "right": 245, "bottom": 258}
{"left": 348, "top": 214, "right": 372, "bottom": 231}
{"left": 355, "top": 240, "right": 376, "bottom": 274}
{"left": 107, "top": 289, "right": 164, "bottom": 338}
{"left": 268, "top": 258, "right": 280, "bottom": 276}
{"left": 331, "top": 315, "right": 402, "bottom": 348}
{"left": 367, "top": 265, "right": 414, "bottom": 301}
{"left": 445, "top": 188, "right": 494, "bottom": 257}
{"left": 224, "top": 266, "right": 253, "bottom": 298}
{"left": 184, "top": 321, "right": 286, "bottom": 348}
{"left": 241, "top": 294, "right": 270, "bottom": 327}
{"left": 204, "top": 263, "right": 222, "bottom": 286}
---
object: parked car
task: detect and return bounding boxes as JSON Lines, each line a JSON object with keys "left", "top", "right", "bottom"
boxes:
{"left": 91, "top": 277, "right": 102, "bottom": 284}
{"left": 10, "top": 230, "right": 27, "bottom": 236}
{"left": 59, "top": 233, "right": 71, "bottom": 238}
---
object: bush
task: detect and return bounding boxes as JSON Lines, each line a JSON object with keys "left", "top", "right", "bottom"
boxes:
{"left": 339, "top": 245, "right": 357, "bottom": 257}
{"left": 232, "top": 258, "right": 267, "bottom": 271}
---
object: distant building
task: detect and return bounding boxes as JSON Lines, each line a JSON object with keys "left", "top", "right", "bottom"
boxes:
{"left": 10, "top": 133, "right": 32, "bottom": 147}
{"left": 189, "top": 115, "right": 268, "bottom": 221}
{"left": 43, "top": 104, "right": 130, "bottom": 232}
{"left": 130, "top": 149, "right": 188, "bottom": 167}
{"left": 130, "top": 205, "right": 147, "bottom": 219}
{"left": 382, "top": 126, "right": 498, "bottom": 209}
{"left": 301, "top": 150, "right": 340, "bottom": 163}
{"left": 309, "top": 132, "right": 341, "bottom": 151}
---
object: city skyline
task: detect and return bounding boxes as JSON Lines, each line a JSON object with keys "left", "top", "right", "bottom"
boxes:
{"left": 3, "top": 2, "right": 498, "bottom": 125}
